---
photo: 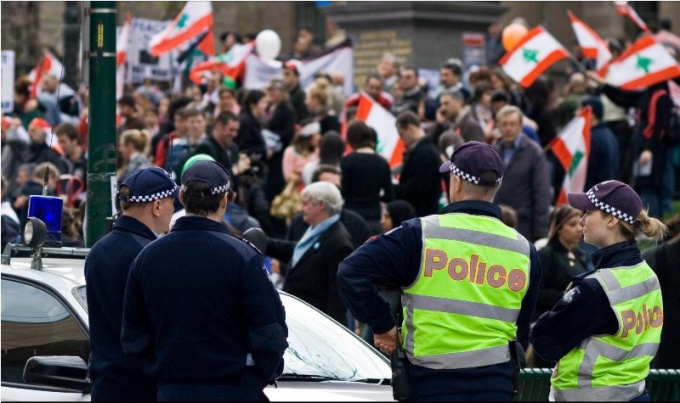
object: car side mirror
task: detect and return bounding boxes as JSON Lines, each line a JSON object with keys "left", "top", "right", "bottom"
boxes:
{"left": 23, "top": 356, "right": 92, "bottom": 393}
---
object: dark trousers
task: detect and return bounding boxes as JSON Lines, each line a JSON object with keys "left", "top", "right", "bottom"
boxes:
{"left": 157, "top": 384, "right": 267, "bottom": 402}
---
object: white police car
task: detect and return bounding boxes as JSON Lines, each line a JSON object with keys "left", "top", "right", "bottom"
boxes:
{"left": 1, "top": 217, "right": 393, "bottom": 401}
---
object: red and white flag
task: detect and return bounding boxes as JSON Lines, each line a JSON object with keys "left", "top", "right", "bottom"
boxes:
{"left": 116, "top": 13, "right": 132, "bottom": 100}
{"left": 615, "top": 1, "right": 651, "bottom": 33}
{"left": 117, "top": 12, "right": 132, "bottom": 67}
{"left": 568, "top": 11, "right": 612, "bottom": 71}
{"left": 189, "top": 42, "right": 253, "bottom": 84}
{"left": 499, "top": 26, "right": 570, "bottom": 88}
{"left": 599, "top": 36, "right": 680, "bottom": 90}
{"left": 28, "top": 50, "right": 64, "bottom": 99}
{"left": 355, "top": 94, "right": 405, "bottom": 168}
{"left": 149, "top": 1, "right": 214, "bottom": 58}
{"left": 548, "top": 107, "right": 592, "bottom": 206}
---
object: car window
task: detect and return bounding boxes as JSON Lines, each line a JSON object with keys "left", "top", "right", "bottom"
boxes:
{"left": 280, "top": 294, "right": 390, "bottom": 381}
{"left": 1, "top": 278, "right": 89, "bottom": 385}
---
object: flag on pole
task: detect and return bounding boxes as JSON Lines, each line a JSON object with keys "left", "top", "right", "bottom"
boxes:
{"left": 615, "top": 1, "right": 651, "bottom": 33}
{"left": 548, "top": 106, "right": 592, "bottom": 206}
{"left": 117, "top": 12, "right": 132, "bottom": 67}
{"left": 599, "top": 36, "right": 680, "bottom": 90}
{"left": 116, "top": 13, "right": 132, "bottom": 100}
{"left": 28, "top": 50, "right": 64, "bottom": 99}
{"left": 189, "top": 42, "right": 254, "bottom": 85}
{"left": 149, "top": 1, "right": 214, "bottom": 58}
{"left": 355, "top": 94, "right": 405, "bottom": 167}
{"left": 568, "top": 11, "right": 612, "bottom": 71}
{"left": 499, "top": 26, "right": 570, "bottom": 88}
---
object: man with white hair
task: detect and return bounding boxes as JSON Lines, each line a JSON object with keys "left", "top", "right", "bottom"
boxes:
{"left": 266, "top": 181, "right": 354, "bottom": 325}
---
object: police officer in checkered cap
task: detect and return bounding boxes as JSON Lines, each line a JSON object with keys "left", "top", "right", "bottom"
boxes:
{"left": 531, "top": 180, "right": 667, "bottom": 401}
{"left": 85, "top": 166, "right": 178, "bottom": 401}
{"left": 121, "top": 160, "right": 288, "bottom": 401}
{"left": 338, "top": 141, "right": 541, "bottom": 400}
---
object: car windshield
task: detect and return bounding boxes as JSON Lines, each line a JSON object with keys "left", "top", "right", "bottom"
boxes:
{"left": 75, "top": 286, "right": 390, "bottom": 382}
{"left": 279, "top": 293, "right": 390, "bottom": 382}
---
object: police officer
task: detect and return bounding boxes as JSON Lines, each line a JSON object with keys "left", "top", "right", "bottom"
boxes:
{"left": 121, "top": 160, "right": 288, "bottom": 401}
{"left": 530, "top": 180, "right": 666, "bottom": 401}
{"left": 86, "top": 166, "right": 179, "bottom": 401}
{"left": 337, "top": 141, "right": 541, "bottom": 401}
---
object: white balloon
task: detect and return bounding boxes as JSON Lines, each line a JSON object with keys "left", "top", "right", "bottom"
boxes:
{"left": 256, "top": 29, "right": 282, "bottom": 60}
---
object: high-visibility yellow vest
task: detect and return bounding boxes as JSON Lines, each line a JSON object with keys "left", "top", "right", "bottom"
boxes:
{"left": 551, "top": 263, "right": 663, "bottom": 402}
{"left": 402, "top": 213, "right": 531, "bottom": 370}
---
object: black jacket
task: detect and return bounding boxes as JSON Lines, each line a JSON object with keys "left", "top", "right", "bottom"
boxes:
{"left": 236, "top": 111, "right": 267, "bottom": 157}
{"left": 395, "top": 137, "right": 442, "bottom": 217}
{"left": 267, "top": 219, "right": 354, "bottom": 325}
{"left": 85, "top": 215, "right": 158, "bottom": 401}
{"left": 185, "top": 134, "right": 239, "bottom": 176}
{"left": 121, "top": 217, "right": 288, "bottom": 387}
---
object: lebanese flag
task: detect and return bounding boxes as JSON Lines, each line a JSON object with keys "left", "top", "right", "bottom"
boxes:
{"left": 355, "top": 94, "right": 405, "bottom": 167}
{"left": 615, "top": 1, "right": 651, "bottom": 33}
{"left": 568, "top": 11, "right": 612, "bottom": 71}
{"left": 28, "top": 50, "right": 64, "bottom": 99}
{"left": 149, "top": 1, "right": 214, "bottom": 58}
{"left": 189, "top": 41, "right": 253, "bottom": 84}
{"left": 499, "top": 26, "right": 570, "bottom": 88}
{"left": 549, "top": 107, "right": 592, "bottom": 206}
{"left": 599, "top": 36, "right": 680, "bottom": 91}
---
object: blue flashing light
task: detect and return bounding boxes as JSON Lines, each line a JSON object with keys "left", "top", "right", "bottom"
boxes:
{"left": 27, "top": 195, "right": 63, "bottom": 245}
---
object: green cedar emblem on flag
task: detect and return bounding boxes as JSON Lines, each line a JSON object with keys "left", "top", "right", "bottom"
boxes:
{"left": 523, "top": 49, "right": 539, "bottom": 64}
{"left": 636, "top": 55, "right": 652, "bottom": 74}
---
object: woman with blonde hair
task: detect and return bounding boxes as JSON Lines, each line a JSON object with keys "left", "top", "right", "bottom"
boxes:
{"left": 531, "top": 180, "right": 666, "bottom": 401}
{"left": 117, "top": 129, "right": 152, "bottom": 182}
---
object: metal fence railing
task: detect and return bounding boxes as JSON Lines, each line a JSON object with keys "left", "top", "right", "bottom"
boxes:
{"left": 515, "top": 368, "right": 680, "bottom": 402}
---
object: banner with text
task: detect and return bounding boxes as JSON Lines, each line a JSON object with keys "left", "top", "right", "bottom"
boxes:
{"left": 122, "top": 18, "right": 180, "bottom": 83}
{"left": 1, "top": 50, "right": 15, "bottom": 113}
{"left": 244, "top": 40, "right": 354, "bottom": 96}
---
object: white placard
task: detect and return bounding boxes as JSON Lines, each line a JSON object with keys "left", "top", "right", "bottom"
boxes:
{"left": 124, "top": 18, "right": 180, "bottom": 83}
{"left": 110, "top": 175, "right": 118, "bottom": 216}
{"left": 1, "top": 50, "right": 16, "bottom": 113}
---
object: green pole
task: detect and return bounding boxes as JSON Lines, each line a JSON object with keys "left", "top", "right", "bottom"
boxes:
{"left": 86, "top": 1, "right": 117, "bottom": 247}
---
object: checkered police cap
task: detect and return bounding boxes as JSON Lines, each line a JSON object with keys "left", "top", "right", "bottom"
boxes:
{"left": 439, "top": 141, "right": 504, "bottom": 187}
{"left": 118, "top": 167, "right": 179, "bottom": 203}
{"left": 181, "top": 160, "right": 232, "bottom": 197}
{"left": 567, "top": 180, "right": 644, "bottom": 225}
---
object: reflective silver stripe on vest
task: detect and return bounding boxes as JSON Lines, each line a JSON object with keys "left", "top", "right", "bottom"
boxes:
{"left": 577, "top": 339, "right": 659, "bottom": 381}
{"left": 421, "top": 216, "right": 530, "bottom": 256}
{"left": 406, "top": 344, "right": 510, "bottom": 370}
{"left": 594, "top": 269, "right": 661, "bottom": 305}
{"left": 405, "top": 294, "right": 520, "bottom": 322}
{"left": 553, "top": 381, "right": 646, "bottom": 402}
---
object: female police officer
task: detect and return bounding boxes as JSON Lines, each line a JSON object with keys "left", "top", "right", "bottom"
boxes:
{"left": 531, "top": 180, "right": 666, "bottom": 401}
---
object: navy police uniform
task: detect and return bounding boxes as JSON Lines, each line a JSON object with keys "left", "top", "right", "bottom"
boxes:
{"left": 86, "top": 167, "right": 179, "bottom": 401}
{"left": 121, "top": 160, "right": 288, "bottom": 401}
{"left": 338, "top": 201, "right": 541, "bottom": 400}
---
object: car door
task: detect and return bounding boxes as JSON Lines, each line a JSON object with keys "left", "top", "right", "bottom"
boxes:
{"left": 1, "top": 275, "right": 90, "bottom": 401}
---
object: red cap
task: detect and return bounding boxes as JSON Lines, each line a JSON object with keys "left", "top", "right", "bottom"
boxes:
{"left": 1, "top": 116, "right": 12, "bottom": 129}
{"left": 29, "top": 118, "right": 51, "bottom": 130}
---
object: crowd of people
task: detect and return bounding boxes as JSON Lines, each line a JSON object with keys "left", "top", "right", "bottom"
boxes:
{"left": 1, "top": 19, "right": 680, "bottom": 401}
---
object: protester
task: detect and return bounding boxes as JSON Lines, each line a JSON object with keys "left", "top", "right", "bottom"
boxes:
{"left": 394, "top": 111, "right": 442, "bottom": 217}
{"left": 265, "top": 181, "right": 354, "bottom": 325}
{"left": 493, "top": 105, "right": 551, "bottom": 243}
{"left": 340, "top": 120, "right": 394, "bottom": 235}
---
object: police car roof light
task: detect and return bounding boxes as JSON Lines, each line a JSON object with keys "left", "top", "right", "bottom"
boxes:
{"left": 27, "top": 195, "right": 63, "bottom": 248}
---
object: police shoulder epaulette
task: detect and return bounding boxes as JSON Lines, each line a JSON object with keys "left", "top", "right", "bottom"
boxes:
{"left": 240, "top": 237, "right": 263, "bottom": 255}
